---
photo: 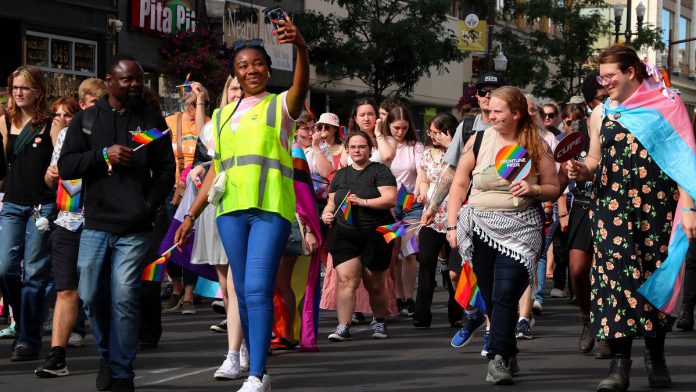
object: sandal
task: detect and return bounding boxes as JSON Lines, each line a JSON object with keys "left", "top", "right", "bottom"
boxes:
{"left": 0, "top": 322, "right": 16, "bottom": 339}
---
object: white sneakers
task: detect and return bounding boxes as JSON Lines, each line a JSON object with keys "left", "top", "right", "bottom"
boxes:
{"left": 214, "top": 355, "right": 242, "bottom": 380}
{"left": 240, "top": 341, "right": 249, "bottom": 372}
{"left": 237, "top": 374, "right": 271, "bottom": 392}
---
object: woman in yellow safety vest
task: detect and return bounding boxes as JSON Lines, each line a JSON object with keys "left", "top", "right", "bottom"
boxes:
{"left": 175, "top": 14, "right": 309, "bottom": 392}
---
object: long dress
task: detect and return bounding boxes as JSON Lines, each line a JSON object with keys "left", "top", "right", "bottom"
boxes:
{"left": 590, "top": 116, "right": 678, "bottom": 339}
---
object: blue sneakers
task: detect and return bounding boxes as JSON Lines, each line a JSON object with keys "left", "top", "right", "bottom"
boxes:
{"left": 450, "top": 309, "right": 485, "bottom": 348}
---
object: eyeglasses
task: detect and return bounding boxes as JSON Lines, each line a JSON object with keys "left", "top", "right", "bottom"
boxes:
{"left": 427, "top": 129, "right": 443, "bottom": 136}
{"left": 477, "top": 88, "right": 495, "bottom": 97}
{"left": 543, "top": 112, "right": 556, "bottom": 119}
{"left": 232, "top": 38, "right": 264, "bottom": 51}
{"left": 593, "top": 94, "right": 609, "bottom": 102}
{"left": 348, "top": 145, "right": 369, "bottom": 150}
{"left": 12, "top": 86, "right": 35, "bottom": 93}
{"left": 297, "top": 126, "right": 314, "bottom": 132}
{"left": 596, "top": 73, "right": 622, "bottom": 86}
{"left": 315, "top": 124, "right": 333, "bottom": 131}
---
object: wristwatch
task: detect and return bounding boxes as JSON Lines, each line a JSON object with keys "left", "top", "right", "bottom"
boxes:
{"left": 184, "top": 211, "right": 196, "bottom": 222}
{"left": 446, "top": 226, "right": 457, "bottom": 231}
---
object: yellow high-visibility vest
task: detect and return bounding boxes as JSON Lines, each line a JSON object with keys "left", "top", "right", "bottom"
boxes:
{"left": 212, "top": 94, "right": 295, "bottom": 222}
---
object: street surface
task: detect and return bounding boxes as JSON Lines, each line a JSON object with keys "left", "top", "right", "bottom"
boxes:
{"left": 1, "top": 288, "right": 694, "bottom": 391}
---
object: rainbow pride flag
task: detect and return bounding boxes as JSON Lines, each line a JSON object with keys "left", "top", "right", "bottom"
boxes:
{"left": 454, "top": 259, "right": 486, "bottom": 312}
{"left": 179, "top": 72, "right": 192, "bottom": 93}
{"left": 132, "top": 128, "right": 168, "bottom": 145}
{"left": 608, "top": 82, "right": 696, "bottom": 316}
{"left": 339, "top": 193, "right": 353, "bottom": 224}
{"left": 142, "top": 255, "right": 168, "bottom": 282}
{"left": 397, "top": 184, "right": 415, "bottom": 211}
{"left": 376, "top": 221, "right": 410, "bottom": 243}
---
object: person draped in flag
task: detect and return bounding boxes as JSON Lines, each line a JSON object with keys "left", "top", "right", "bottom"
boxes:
{"left": 567, "top": 45, "right": 696, "bottom": 392}
{"left": 174, "top": 14, "right": 309, "bottom": 392}
{"left": 321, "top": 130, "right": 397, "bottom": 341}
{"left": 448, "top": 86, "right": 560, "bottom": 385}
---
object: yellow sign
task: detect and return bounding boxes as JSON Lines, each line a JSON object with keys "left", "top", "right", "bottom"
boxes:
{"left": 458, "top": 15, "right": 487, "bottom": 53}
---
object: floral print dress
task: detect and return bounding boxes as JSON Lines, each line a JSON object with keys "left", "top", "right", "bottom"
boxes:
{"left": 590, "top": 115, "right": 678, "bottom": 340}
{"left": 420, "top": 147, "right": 449, "bottom": 233}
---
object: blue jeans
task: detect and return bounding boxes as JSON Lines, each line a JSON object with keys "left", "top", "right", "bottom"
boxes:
{"left": 536, "top": 205, "right": 560, "bottom": 303}
{"left": 472, "top": 234, "right": 530, "bottom": 360}
{"left": 217, "top": 209, "right": 291, "bottom": 378}
{"left": 0, "top": 202, "right": 56, "bottom": 350}
{"left": 77, "top": 229, "right": 151, "bottom": 380}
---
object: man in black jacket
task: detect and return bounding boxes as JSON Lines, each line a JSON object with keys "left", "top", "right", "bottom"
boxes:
{"left": 58, "top": 54, "right": 174, "bottom": 392}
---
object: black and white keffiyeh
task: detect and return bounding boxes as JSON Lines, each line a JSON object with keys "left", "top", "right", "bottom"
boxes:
{"left": 456, "top": 204, "right": 544, "bottom": 280}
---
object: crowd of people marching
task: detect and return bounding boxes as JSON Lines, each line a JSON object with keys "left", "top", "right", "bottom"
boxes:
{"left": 0, "top": 15, "right": 695, "bottom": 392}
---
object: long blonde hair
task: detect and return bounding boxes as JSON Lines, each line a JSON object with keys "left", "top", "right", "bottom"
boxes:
{"left": 6, "top": 66, "right": 52, "bottom": 128}
{"left": 491, "top": 86, "right": 545, "bottom": 170}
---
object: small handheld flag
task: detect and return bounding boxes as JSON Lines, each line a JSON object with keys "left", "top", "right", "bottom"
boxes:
{"left": 132, "top": 128, "right": 170, "bottom": 151}
{"left": 376, "top": 221, "right": 410, "bottom": 243}
{"left": 178, "top": 73, "right": 192, "bottom": 93}
{"left": 397, "top": 184, "right": 415, "bottom": 211}
{"left": 454, "top": 260, "right": 486, "bottom": 312}
{"left": 141, "top": 240, "right": 183, "bottom": 282}
{"left": 340, "top": 198, "right": 353, "bottom": 224}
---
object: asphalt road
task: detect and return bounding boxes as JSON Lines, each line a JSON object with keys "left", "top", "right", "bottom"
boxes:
{"left": 1, "top": 288, "right": 695, "bottom": 392}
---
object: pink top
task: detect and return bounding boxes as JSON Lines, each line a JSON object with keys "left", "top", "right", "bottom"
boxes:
{"left": 390, "top": 141, "right": 424, "bottom": 191}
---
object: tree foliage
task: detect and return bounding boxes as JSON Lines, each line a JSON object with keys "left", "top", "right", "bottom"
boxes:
{"left": 295, "top": 0, "right": 465, "bottom": 99}
{"left": 494, "top": 0, "right": 663, "bottom": 102}
{"left": 157, "top": 29, "right": 231, "bottom": 103}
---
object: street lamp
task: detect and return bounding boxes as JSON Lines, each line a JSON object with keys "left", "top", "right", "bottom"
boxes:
{"left": 636, "top": 1, "right": 646, "bottom": 30}
{"left": 613, "top": 1, "right": 646, "bottom": 44}
{"left": 493, "top": 49, "right": 508, "bottom": 72}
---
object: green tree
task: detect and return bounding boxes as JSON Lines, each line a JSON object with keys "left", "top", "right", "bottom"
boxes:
{"left": 295, "top": 0, "right": 465, "bottom": 99}
{"left": 494, "top": 0, "right": 663, "bottom": 102}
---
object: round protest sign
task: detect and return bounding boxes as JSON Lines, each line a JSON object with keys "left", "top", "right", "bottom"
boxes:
{"left": 495, "top": 144, "right": 531, "bottom": 182}
{"left": 554, "top": 131, "right": 585, "bottom": 162}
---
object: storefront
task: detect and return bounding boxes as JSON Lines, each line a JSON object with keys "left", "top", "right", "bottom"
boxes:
{"left": 0, "top": 1, "right": 116, "bottom": 97}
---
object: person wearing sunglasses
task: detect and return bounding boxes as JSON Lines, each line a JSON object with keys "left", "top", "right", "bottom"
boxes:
{"left": 541, "top": 103, "right": 561, "bottom": 135}
{"left": 175, "top": 13, "right": 309, "bottom": 392}
{"left": 581, "top": 72, "right": 609, "bottom": 111}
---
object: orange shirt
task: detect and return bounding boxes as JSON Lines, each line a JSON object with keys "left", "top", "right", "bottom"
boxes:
{"left": 165, "top": 112, "right": 210, "bottom": 181}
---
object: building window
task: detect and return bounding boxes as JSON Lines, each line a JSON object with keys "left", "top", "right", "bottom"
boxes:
{"left": 679, "top": 16, "right": 689, "bottom": 66}
{"left": 24, "top": 31, "right": 97, "bottom": 77}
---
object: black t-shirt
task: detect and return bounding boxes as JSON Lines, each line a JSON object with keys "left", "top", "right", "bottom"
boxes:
{"left": 329, "top": 162, "right": 397, "bottom": 228}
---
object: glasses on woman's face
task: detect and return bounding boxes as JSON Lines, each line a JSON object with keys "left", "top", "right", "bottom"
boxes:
{"left": 563, "top": 119, "right": 573, "bottom": 126}
{"left": 543, "top": 112, "right": 556, "bottom": 119}
{"left": 427, "top": 129, "right": 443, "bottom": 137}
{"left": 12, "top": 86, "right": 35, "bottom": 93}
{"left": 297, "top": 125, "right": 314, "bottom": 133}
{"left": 315, "top": 124, "right": 333, "bottom": 131}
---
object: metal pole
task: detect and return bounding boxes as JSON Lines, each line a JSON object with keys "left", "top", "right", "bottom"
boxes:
{"left": 614, "top": 15, "right": 621, "bottom": 43}
{"left": 626, "top": 0, "right": 633, "bottom": 43}
{"left": 486, "top": 0, "right": 494, "bottom": 71}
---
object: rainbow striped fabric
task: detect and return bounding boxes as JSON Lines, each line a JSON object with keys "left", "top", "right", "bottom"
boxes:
{"left": 179, "top": 72, "right": 192, "bottom": 93}
{"left": 56, "top": 179, "right": 82, "bottom": 212}
{"left": 454, "top": 259, "right": 486, "bottom": 312}
{"left": 376, "top": 221, "right": 410, "bottom": 243}
{"left": 605, "top": 83, "right": 696, "bottom": 316}
{"left": 141, "top": 254, "right": 168, "bottom": 282}
{"left": 339, "top": 193, "right": 353, "bottom": 224}
{"left": 132, "top": 128, "right": 166, "bottom": 145}
{"left": 397, "top": 184, "right": 415, "bottom": 211}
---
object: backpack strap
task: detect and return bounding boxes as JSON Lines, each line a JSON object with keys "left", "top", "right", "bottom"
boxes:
{"left": 465, "top": 130, "right": 485, "bottom": 201}
{"left": 81, "top": 106, "right": 97, "bottom": 150}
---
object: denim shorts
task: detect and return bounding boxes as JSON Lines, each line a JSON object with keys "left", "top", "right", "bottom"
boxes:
{"left": 394, "top": 203, "right": 423, "bottom": 223}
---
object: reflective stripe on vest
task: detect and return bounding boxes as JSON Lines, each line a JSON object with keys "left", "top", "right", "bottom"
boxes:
{"left": 213, "top": 94, "right": 295, "bottom": 221}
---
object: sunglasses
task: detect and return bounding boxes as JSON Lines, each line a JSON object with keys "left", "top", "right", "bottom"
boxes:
{"left": 232, "top": 38, "right": 264, "bottom": 51}
{"left": 543, "top": 112, "right": 557, "bottom": 119}
{"left": 477, "top": 88, "right": 495, "bottom": 97}
{"left": 315, "top": 124, "right": 334, "bottom": 131}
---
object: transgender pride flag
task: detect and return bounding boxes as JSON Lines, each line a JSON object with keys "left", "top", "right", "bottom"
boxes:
{"left": 604, "top": 82, "right": 696, "bottom": 316}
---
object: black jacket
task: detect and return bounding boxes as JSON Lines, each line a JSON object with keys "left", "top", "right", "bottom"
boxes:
{"left": 58, "top": 96, "right": 175, "bottom": 234}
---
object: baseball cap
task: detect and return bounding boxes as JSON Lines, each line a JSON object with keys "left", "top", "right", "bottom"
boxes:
{"left": 476, "top": 72, "right": 506, "bottom": 89}
{"left": 316, "top": 112, "right": 340, "bottom": 127}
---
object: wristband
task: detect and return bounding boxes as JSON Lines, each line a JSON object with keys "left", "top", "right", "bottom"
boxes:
{"left": 535, "top": 185, "right": 542, "bottom": 197}
{"left": 102, "top": 147, "right": 113, "bottom": 175}
{"left": 682, "top": 207, "right": 696, "bottom": 213}
{"left": 446, "top": 226, "right": 457, "bottom": 231}
{"left": 184, "top": 211, "right": 196, "bottom": 222}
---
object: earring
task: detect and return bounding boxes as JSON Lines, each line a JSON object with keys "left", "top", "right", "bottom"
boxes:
{"left": 268, "top": 71, "right": 271, "bottom": 78}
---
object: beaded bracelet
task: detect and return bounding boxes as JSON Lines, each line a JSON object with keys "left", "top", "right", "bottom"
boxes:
{"left": 102, "top": 147, "right": 113, "bottom": 175}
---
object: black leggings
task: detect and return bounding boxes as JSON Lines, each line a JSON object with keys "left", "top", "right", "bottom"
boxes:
{"left": 414, "top": 227, "right": 461, "bottom": 326}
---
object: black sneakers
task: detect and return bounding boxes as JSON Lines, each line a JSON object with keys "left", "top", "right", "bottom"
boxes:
{"left": 11, "top": 343, "right": 38, "bottom": 361}
{"left": 35, "top": 347, "right": 69, "bottom": 377}
{"left": 97, "top": 358, "right": 113, "bottom": 391}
